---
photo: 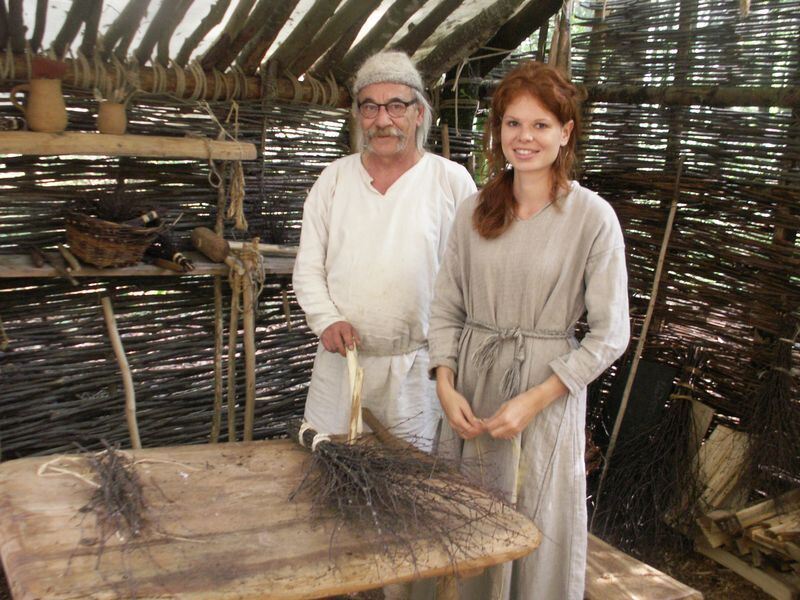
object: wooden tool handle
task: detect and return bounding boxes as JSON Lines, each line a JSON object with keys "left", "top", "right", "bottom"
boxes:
{"left": 191, "top": 226, "right": 230, "bottom": 262}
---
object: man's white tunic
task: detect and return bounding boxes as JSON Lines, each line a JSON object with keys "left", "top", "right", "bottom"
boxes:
{"left": 293, "top": 152, "right": 476, "bottom": 449}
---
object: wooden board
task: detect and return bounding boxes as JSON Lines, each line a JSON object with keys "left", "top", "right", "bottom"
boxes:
{"left": 0, "top": 252, "right": 295, "bottom": 278}
{"left": 697, "top": 543, "right": 800, "bottom": 600}
{"left": 586, "top": 534, "right": 703, "bottom": 600}
{"left": 0, "top": 440, "right": 540, "bottom": 600}
{"left": 0, "top": 131, "right": 256, "bottom": 161}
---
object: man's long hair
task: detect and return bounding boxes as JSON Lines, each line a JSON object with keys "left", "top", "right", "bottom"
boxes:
{"left": 474, "top": 62, "right": 583, "bottom": 239}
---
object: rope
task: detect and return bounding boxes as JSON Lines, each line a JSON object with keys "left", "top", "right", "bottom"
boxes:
{"left": 211, "top": 68, "right": 224, "bottom": 102}
{"left": 231, "top": 64, "right": 248, "bottom": 100}
{"left": 326, "top": 72, "right": 339, "bottom": 107}
{"left": 227, "top": 160, "right": 248, "bottom": 230}
{"left": 284, "top": 69, "right": 303, "bottom": 102}
{"left": 188, "top": 60, "right": 207, "bottom": 101}
{"left": 172, "top": 59, "right": 187, "bottom": 98}
{"left": 0, "top": 44, "right": 14, "bottom": 80}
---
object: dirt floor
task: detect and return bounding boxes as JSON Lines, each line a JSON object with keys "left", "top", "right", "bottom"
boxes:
{"left": 0, "top": 551, "right": 776, "bottom": 599}
{"left": 649, "top": 549, "right": 772, "bottom": 600}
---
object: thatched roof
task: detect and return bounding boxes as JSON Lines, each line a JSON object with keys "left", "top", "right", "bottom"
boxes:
{"left": 7, "top": 0, "right": 562, "bottom": 105}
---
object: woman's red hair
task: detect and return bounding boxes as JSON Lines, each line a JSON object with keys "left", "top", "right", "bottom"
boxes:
{"left": 474, "top": 62, "right": 584, "bottom": 239}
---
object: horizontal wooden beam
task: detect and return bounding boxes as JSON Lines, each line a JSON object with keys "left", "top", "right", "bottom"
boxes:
{"left": 6, "top": 54, "right": 351, "bottom": 107}
{"left": 585, "top": 84, "right": 800, "bottom": 109}
{"left": 0, "top": 251, "right": 295, "bottom": 278}
{"left": 0, "top": 131, "right": 257, "bottom": 160}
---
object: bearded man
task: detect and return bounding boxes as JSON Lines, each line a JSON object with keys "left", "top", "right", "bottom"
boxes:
{"left": 292, "top": 50, "right": 476, "bottom": 450}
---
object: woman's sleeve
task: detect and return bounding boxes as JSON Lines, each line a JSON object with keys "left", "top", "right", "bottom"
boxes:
{"left": 428, "top": 204, "right": 469, "bottom": 379}
{"left": 548, "top": 214, "right": 631, "bottom": 397}
{"left": 292, "top": 168, "right": 345, "bottom": 337}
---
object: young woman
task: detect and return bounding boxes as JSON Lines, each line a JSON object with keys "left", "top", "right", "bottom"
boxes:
{"left": 428, "top": 62, "right": 630, "bottom": 599}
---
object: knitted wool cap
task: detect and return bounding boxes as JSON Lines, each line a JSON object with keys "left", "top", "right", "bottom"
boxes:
{"left": 351, "top": 51, "right": 424, "bottom": 96}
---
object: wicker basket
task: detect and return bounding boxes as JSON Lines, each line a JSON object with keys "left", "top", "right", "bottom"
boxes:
{"left": 65, "top": 211, "right": 161, "bottom": 268}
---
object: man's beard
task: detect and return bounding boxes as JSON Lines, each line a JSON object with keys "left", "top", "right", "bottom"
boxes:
{"left": 363, "top": 126, "right": 408, "bottom": 153}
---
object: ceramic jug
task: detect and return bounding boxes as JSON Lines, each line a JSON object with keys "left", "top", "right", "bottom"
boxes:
{"left": 10, "top": 78, "right": 68, "bottom": 133}
{"left": 96, "top": 101, "right": 127, "bottom": 135}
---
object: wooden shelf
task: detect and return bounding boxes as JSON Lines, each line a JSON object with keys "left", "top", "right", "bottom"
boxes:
{"left": 0, "top": 131, "right": 257, "bottom": 160}
{"left": 0, "top": 251, "right": 294, "bottom": 278}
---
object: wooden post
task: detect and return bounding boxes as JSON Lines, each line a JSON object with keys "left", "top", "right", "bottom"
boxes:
{"left": 242, "top": 238, "right": 258, "bottom": 442}
{"left": 227, "top": 273, "right": 242, "bottom": 442}
{"left": 441, "top": 123, "right": 451, "bottom": 160}
{"left": 100, "top": 295, "right": 141, "bottom": 450}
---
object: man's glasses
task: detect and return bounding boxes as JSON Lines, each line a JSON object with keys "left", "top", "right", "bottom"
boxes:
{"left": 357, "top": 99, "right": 418, "bottom": 119}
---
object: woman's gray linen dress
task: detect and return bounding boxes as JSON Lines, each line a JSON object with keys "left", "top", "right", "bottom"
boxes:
{"left": 428, "top": 182, "right": 630, "bottom": 600}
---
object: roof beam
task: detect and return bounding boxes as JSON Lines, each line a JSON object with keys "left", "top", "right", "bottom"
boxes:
{"left": 336, "top": 0, "right": 427, "bottom": 79}
{"left": 467, "top": 0, "right": 562, "bottom": 77}
{"left": 199, "top": 0, "right": 257, "bottom": 70}
{"left": 264, "top": 0, "right": 343, "bottom": 74}
{"left": 29, "top": 0, "right": 47, "bottom": 53}
{"left": 51, "top": 0, "right": 92, "bottom": 58}
{"left": 391, "top": 0, "right": 466, "bottom": 57}
{"left": 236, "top": 0, "right": 300, "bottom": 74}
{"left": 156, "top": 0, "right": 194, "bottom": 67}
{"left": 134, "top": 0, "right": 193, "bottom": 65}
{"left": 78, "top": 0, "right": 103, "bottom": 57}
{"left": 175, "top": 0, "right": 231, "bottom": 68}
{"left": 102, "top": 0, "right": 151, "bottom": 59}
{"left": 8, "top": 0, "right": 26, "bottom": 53}
{"left": 290, "top": 0, "right": 382, "bottom": 77}
{"left": 416, "top": 0, "right": 527, "bottom": 83}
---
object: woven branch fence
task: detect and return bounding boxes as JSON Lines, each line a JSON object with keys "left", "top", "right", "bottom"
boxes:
{"left": 0, "top": 88, "right": 476, "bottom": 459}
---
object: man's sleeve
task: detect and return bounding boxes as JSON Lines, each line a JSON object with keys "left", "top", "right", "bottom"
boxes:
{"left": 292, "top": 169, "right": 345, "bottom": 337}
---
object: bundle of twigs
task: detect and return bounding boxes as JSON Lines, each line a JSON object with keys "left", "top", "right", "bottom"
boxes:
{"left": 744, "top": 323, "right": 800, "bottom": 497}
{"left": 288, "top": 416, "right": 512, "bottom": 566}
{"left": 78, "top": 441, "right": 147, "bottom": 555}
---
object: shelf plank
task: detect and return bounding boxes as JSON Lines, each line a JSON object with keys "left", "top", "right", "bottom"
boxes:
{"left": 0, "top": 131, "right": 257, "bottom": 160}
{"left": 0, "top": 251, "right": 294, "bottom": 278}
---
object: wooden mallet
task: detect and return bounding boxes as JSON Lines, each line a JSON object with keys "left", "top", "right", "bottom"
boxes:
{"left": 191, "top": 227, "right": 245, "bottom": 275}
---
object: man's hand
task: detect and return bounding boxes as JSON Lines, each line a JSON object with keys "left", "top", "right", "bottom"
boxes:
{"left": 436, "top": 367, "right": 484, "bottom": 440}
{"left": 320, "top": 321, "right": 361, "bottom": 356}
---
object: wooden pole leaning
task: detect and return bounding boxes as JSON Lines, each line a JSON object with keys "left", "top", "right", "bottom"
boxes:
{"left": 591, "top": 157, "right": 683, "bottom": 529}
{"left": 100, "top": 294, "right": 141, "bottom": 450}
{"left": 226, "top": 273, "right": 242, "bottom": 442}
{"left": 242, "top": 238, "right": 259, "bottom": 442}
{"left": 211, "top": 166, "right": 227, "bottom": 444}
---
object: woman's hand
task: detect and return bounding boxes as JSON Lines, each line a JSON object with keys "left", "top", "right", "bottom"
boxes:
{"left": 435, "top": 367, "right": 484, "bottom": 440}
{"left": 485, "top": 374, "right": 568, "bottom": 439}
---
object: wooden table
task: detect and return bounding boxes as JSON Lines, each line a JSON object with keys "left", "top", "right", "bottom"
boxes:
{"left": 0, "top": 440, "right": 540, "bottom": 599}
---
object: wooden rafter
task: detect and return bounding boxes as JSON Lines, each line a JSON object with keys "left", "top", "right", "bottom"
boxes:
{"left": 134, "top": 0, "right": 190, "bottom": 65}
{"left": 416, "top": 0, "right": 528, "bottom": 82}
{"left": 204, "top": 0, "right": 278, "bottom": 71}
{"left": 265, "top": 0, "right": 343, "bottom": 74}
{"left": 290, "top": 0, "right": 382, "bottom": 77}
{"left": 199, "top": 0, "right": 257, "bottom": 70}
{"left": 102, "top": 0, "right": 151, "bottom": 59}
{"left": 156, "top": 0, "right": 194, "bottom": 67}
{"left": 584, "top": 84, "right": 800, "bottom": 109}
{"left": 8, "top": 0, "right": 24, "bottom": 53}
{"left": 175, "top": 0, "right": 231, "bottom": 68}
{"left": 336, "top": 0, "right": 427, "bottom": 79}
{"left": 466, "top": 0, "right": 562, "bottom": 77}
{"left": 391, "top": 0, "right": 466, "bottom": 57}
{"left": 29, "top": 0, "right": 47, "bottom": 53}
{"left": 0, "top": 2, "right": 7, "bottom": 49}
{"left": 51, "top": 0, "right": 97, "bottom": 58}
{"left": 237, "top": 0, "right": 301, "bottom": 75}
{"left": 78, "top": 0, "right": 103, "bottom": 58}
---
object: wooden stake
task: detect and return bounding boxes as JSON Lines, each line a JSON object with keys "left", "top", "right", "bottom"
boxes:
{"left": 100, "top": 295, "right": 141, "bottom": 450}
{"left": 592, "top": 157, "right": 683, "bottom": 530}
{"left": 242, "top": 239, "right": 258, "bottom": 442}
{"left": 227, "top": 273, "right": 242, "bottom": 442}
{"left": 211, "top": 276, "right": 224, "bottom": 443}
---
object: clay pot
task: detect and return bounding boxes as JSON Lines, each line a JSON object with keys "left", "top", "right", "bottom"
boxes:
{"left": 96, "top": 101, "right": 127, "bottom": 135}
{"left": 10, "top": 78, "right": 68, "bottom": 133}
